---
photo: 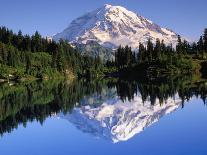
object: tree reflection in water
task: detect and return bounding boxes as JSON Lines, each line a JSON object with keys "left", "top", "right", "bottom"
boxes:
{"left": 0, "top": 74, "right": 207, "bottom": 136}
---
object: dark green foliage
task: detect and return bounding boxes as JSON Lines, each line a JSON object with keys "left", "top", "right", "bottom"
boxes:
{"left": 111, "top": 29, "right": 207, "bottom": 75}
{"left": 137, "top": 43, "right": 146, "bottom": 63}
{"left": 0, "top": 26, "right": 104, "bottom": 79}
{"left": 1, "top": 74, "right": 207, "bottom": 135}
{"left": 25, "top": 52, "right": 31, "bottom": 74}
{"left": 197, "top": 36, "right": 204, "bottom": 55}
{"left": 115, "top": 45, "right": 135, "bottom": 69}
{"left": 154, "top": 38, "right": 161, "bottom": 60}
{"left": 107, "top": 74, "right": 207, "bottom": 107}
{"left": 203, "top": 28, "right": 207, "bottom": 52}
{"left": 0, "top": 79, "right": 106, "bottom": 135}
{"left": 147, "top": 38, "right": 154, "bottom": 61}
{"left": 176, "top": 35, "right": 182, "bottom": 54}
{"left": 1, "top": 26, "right": 207, "bottom": 80}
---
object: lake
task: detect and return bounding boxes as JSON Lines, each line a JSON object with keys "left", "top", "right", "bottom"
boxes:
{"left": 0, "top": 76, "right": 207, "bottom": 155}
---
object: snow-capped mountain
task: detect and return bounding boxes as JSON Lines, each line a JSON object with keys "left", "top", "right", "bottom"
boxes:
{"left": 53, "top": 4, "right": 178, "bottom": 50}
{"left": 59, "top": 87, "right": 181, "bottom": 143}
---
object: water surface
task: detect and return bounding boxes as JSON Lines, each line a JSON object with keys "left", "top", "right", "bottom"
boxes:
{"left": 0, "top": 77, "right": 207, "bottom": 155}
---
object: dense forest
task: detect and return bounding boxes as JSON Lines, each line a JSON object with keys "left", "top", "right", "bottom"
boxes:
{"left": 1, "top": 26, "right": 207, "bottom": 81}
{"left": 106, "top": 28, "right": 207, "bottom": 76}
{"left": 0, "top": 26, "right": 104, "bottom": 81}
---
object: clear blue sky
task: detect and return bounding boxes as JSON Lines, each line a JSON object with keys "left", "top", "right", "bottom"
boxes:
{"left": 1, "top": 0, "right": 207, "bottom": 41}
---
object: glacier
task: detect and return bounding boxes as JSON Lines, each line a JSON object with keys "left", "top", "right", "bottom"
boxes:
{"left": 53, "top": 4, "right": 179, "bottom": 50}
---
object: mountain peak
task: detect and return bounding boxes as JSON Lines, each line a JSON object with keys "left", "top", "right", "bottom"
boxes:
{"left": 53, "top": 4, "right": 178, "bottom": 50}
{"left": 103, "top": 3, "right": 128, "bottom": 10}
{"left": 103, "top": 4, "right": 112, "bottom": 8}
{"left": 100, "top": 4, "right": 139, "bottom": 19}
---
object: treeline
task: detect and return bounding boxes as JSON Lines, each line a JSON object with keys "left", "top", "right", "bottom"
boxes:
{"left": 114, "top": 46, "right": 136, "bottom": 69}
{"left": 109, "top": 28, "right": 207, "bottom": 74}
{"left": 0, "top": 26, "right": 103, "bottom": 80}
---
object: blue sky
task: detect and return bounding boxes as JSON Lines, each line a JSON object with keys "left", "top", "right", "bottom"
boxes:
{"left": 0, "top": 0, "right": 206, "bottom": 41}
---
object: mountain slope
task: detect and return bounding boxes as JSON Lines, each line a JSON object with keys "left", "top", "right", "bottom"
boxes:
{"left": 74, "top": 41, "right": 114, "bottom": 61}
{"left": 53, "top": 4, "right": 178, "bottom": 50}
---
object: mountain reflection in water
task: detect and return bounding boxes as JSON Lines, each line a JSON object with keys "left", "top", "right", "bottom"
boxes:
{"left": 60, "top": 90, "right": 181, "bottom": 143}
{"left": 0, "top": 75, "right": 207, "bottom": 142}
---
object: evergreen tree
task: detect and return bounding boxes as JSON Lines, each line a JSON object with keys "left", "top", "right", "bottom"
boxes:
{"left": 17, "top": 30, "right": 23, "bottom": 50}
{"left": 31, "top": 31, "right": 41, "bottom": 52}
{"left": 7, "top": 47, "right": 15, "bottom": 66}
{"left": 197, "top": 36, "right": 204, "bottom": 56}
{"left": 25, "top": 52, "right": 31, "bottom": 74}
{"left": 176, "top": 35, "right": 182, "bottom": 54}
{"left": 56, "top": 45, "right": 65, "bottom": 72}
{"left": 22, "top": 35, "right": 31, "bottom": 51}
{"left": 137, "top": 43, "right": 146, "bottom": 63}
{"left": 115, "top": 46, "right": 121, "bottom": 68}
{"left": 160, "top": 40, "right": 166, "bottom": 56}
{"left": 147, "top": 38, "right": 153, "bottom": 62}
{"left": 125, "top": 45, "right": 132, "bottom": 66}
{"left": 203, "top": 28, "right": 207, "bottom": 52}
{"left": 154, "top": 39, "right": 161, "bottom": 60}
{"left": 183, "top": 40, "right": 189, "bottom": 54}
{"left": 191, "top": 42, "right": 198, "bottom": 55}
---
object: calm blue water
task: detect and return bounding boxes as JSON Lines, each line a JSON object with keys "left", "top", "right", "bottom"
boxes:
{"left": 0, "top": 80, "right": 207, "bottom": 155}
{"left": 1, "top": 98, "right": 207, "bottom": 155}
